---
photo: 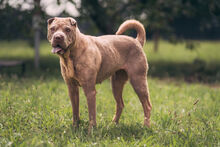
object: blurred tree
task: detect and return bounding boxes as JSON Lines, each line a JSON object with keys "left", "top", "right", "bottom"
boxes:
{"left": 0, "top": 0, "right": 62, "bottom": 69}
{"left": 131, "top": 0, "right": 182, "bottom": 52}
{"left": 33, "top": 0, "right": 42, "bottom": 69}
{"left": 0, "top": 0, "right": 219, "bottom": 54}
{"left": 0, "top": 0, "right": 46, "bottom": 69}
{"left": 75, "top": 0, "right": 220, "bottom": 52}
{"left": 77, "top": 0, "right": 182, "bottom": 52}
{"left": 173, "top": 0, "right": 220, "bottom": 39}
{"left": 78, "top": 0, "right": 135, "bottom": 34}
{"left": 0, "top": 4, "right": 33, "bottom": 40}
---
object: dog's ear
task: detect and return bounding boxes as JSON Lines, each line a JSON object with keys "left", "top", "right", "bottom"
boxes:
{"left": 47, "top": 17, "right": 55, "bottom": 25}
{"left": 69, "top": 18, "right": 77, "bottom": 27}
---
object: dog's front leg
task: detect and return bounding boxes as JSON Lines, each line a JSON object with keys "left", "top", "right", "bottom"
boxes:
{"left": 82, "top": 82, "right": 96, "bottom": 132}
{"left": 67, "top": 80, "right": 80, "bottom": 126}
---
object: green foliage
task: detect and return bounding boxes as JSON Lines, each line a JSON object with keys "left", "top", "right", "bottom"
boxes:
{"left": 0, "top": 5, "right": 33, "bottom": 40}
{"left": 1, "top": 0, "right": 220, "bottom": 40}
{"left": 79, "top": 0, "right": 220, "bottom": 39}
{"left": 0, "top": 0, "right": 47, "bottom": 42}
{"left": 0, "top": 40, "right": 220, "bottom": 146}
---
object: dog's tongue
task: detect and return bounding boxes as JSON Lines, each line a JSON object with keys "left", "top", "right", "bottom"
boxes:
{"left": 51, "top": 47, "right": 64, "bottom": 54}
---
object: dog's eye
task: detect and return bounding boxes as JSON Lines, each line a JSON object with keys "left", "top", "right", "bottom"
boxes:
{"left": 65, "top": 28, "right": 71, "bottom": 32}
{"left": 50, "top": 27, "right": 55, "bottom": 32}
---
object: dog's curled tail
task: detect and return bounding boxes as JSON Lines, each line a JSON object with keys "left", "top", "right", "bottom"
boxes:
{"left": 116, "top": 20, "right": 146, "bottom": 47}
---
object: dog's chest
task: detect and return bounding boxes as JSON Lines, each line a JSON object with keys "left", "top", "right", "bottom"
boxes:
{"left": 60, "top": 57, "right": 75, "bottom": 79}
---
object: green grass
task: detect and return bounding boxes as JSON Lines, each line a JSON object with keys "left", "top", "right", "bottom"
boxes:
{"left": 145, "top": 40, "right": 220, "bottom": 83}
{"left": 145, "top": 40, "right": 220, "bottom": 63}
{"left": 0, "top": 40, "right": 220, "bottom": 146}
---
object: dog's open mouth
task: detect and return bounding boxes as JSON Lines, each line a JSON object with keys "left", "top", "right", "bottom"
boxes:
{"left": 51, "top": 45, "right": 65, "bottom": 54}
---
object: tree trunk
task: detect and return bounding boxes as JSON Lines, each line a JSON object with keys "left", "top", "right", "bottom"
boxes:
{"left": 34, "top": 23, "right": 40, "bottom": 69}
{"left": 33, "top": 0, "right": 41, "bottom": 69}
{"left": 153, "top": 31, "right": 160, "bottom": 52}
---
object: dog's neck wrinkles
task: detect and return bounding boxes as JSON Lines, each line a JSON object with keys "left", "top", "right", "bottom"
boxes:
{"left": 59, "top": 29, "right": 86, "bottom": 81}
{"left": 59, "top": 49, "right": 74, "bottom": 79}
{"left": 73, "top": 29, "right": 87, "bottom": 54}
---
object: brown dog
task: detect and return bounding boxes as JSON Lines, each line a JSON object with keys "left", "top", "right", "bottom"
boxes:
{"left": 47, "top": 17, "right": 152, "bottom": 131}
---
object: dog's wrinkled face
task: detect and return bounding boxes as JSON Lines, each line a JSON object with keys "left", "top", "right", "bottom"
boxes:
{"left": 47, "top": 17, "right": 77, "bottom": 55}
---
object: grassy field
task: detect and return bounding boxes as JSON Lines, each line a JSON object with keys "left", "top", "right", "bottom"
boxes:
{"left": 0, "top": 40, "right": 219, "bottom": 146}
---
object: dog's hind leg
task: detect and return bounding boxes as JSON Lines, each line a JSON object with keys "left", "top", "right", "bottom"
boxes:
{"left": 111, "top": 70, "right": 128, "bottom": 124}
{"left": 128, "top": 68, "right": 152, "bottom": 127}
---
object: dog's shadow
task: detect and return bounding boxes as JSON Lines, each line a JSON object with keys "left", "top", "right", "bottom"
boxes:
{"left": 67, "top": 120, "right": 154, "bottom": 142}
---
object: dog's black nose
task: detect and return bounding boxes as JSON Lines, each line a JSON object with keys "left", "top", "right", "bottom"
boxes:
{"left": 54, "top": 34, "right": 64, "bottom": 41}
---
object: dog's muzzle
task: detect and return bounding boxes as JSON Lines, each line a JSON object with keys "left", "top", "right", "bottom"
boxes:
{"left": 51, "top": 32, "right": 66, "bottom": 54}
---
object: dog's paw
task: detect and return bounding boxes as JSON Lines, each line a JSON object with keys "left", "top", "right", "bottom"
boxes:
{"left": 144, "top": 117, "right": 150, "bottom": 127}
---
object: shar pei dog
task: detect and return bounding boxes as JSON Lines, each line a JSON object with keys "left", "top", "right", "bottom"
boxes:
{"left": 47, "top": 17, "right": 152, "bottom": 131}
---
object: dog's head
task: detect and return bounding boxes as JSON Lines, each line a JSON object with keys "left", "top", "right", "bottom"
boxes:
{"left": 47, "top": 17, "right": 77, "bottom": 55}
